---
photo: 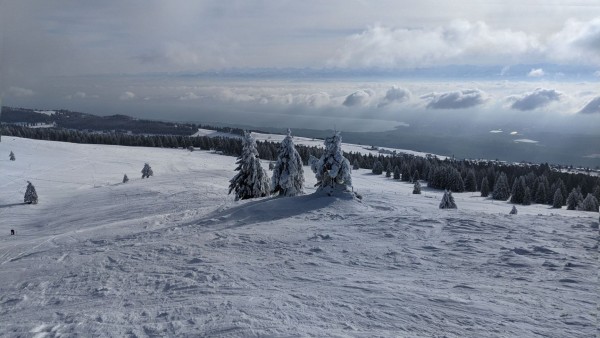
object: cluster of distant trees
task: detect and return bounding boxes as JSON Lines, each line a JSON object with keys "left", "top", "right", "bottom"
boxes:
{"left": 2, "top": 124, "right": 598, "bottom": 211}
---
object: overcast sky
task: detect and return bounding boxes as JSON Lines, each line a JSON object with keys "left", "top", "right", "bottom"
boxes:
{"left": 1, "top": 1, "right": 599, "bottom": 134}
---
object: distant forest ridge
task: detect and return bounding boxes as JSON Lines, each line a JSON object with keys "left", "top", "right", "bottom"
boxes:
{"left": 0, "top": 106, "right": 255, "bottom": 136}
{"left": 2, "top": 121, "right": 599, "bottom": 208}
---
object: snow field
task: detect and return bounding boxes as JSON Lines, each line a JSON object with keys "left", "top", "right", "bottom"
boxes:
{"left": 0, "top": 136, "right": 597, "bottom": 337}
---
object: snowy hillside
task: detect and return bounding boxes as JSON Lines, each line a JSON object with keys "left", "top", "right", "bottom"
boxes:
{"left": 0, "top": 137, "right": 597, "bottom": 337}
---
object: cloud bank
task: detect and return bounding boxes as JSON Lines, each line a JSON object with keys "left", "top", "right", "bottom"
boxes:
{"left": 332, "top": 18, "right": 600, "bottom": 68}
{"left": 509, "top": 88, "right": 561, "bottom": 111}
{"left": 343, "top": 90, "right": 373, "bottom": 107}
{"left": 422, "top": 89, "right": 487, "bottom": 109}
{"left": 8, "top": 86, "right": 35, "bottom": 97}
{"left": 578, "top": 96, "right": 600, "bottom": 114}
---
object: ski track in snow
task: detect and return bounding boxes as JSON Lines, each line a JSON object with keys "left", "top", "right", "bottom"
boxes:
{"left": 0, "top": 137, "right": 598, "bottom": 337}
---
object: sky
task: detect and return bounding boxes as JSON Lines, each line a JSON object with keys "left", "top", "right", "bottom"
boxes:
{"left": 1, "top": 1, "right": 599, "bottom": 138}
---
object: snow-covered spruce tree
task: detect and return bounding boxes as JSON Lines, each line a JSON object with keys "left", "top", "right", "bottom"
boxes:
{"left": 229, "top": 132, "right": 271, "bottom": 200}
{"left": 413, "top": 181, "right": 421, "bottom": 194}
{"left": 566, "top": 187, "right": 583, "bottom": 210}
{"left": 352, "top": 160, "right": 360, "bottom": 170}
{"left": 535, "top": 182, "right": 547, "bottom": 204}
{"left": 372, "top": 160, "right": 383, "bottom": 175}
{"left": 24, "top": 181, "right": 38, "bottom": 204}
{"left": 578, "top": 193, "right": 599, "bottom": 212}
{"left": 439, "top": 190, "right": 457, "bottom": 209}
{"left": 509, "top": 205, "right": 518, "bottom": 215}
{"left": 271, "top": 129, "right": 304, "bottom": 197}
{"left": 552, "top": 188, "right": 563, "bottom": 208}
{"left": 9, "top": 151, "right": 15, "bottom": 161}
{"left": 510, "top": 176, "right": 526, "bottom": 204}
{"left": 401, "top": 164, "right": 411, "bottom": 182}
{"left": 385, "top": 165, "right": 392, "bottom": 178}
{"left": 492, "top": 172, "right": 510, "bottom": 201}
{"left": 464, "top": 170, "right": 477, "bottom": 192}
{"left": 412, "top": 170, "right": 420, "bottom": 182}
{"left": 311, "top": 131, "right": 352, "bottom": 194}
{"left": 480, "top": 177, "right": 490, "bottom": 197}
{"left": 123, "top": 174, "right": 129, "bottom": 183}
{"left": 393, "top": 166, "right": 400, "bottom": 180}
{"left": 141, "top": 163, "right": 153, "bottom": 178}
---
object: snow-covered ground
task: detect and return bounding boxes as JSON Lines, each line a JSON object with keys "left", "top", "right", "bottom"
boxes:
{"left": 0, "top": 137, "right": 597, "bottom": 337}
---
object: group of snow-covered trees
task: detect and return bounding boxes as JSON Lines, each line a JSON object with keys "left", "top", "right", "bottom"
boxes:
{"left": 229, "top": 130, "right": 353, "bottom": 200}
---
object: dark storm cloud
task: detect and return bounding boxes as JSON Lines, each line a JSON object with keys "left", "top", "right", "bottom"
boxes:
{"left": 509, "top": 88, "right": 561, "bottom": 111}
{"left": 422, "top": 89, "right": 487, "bottom": 109}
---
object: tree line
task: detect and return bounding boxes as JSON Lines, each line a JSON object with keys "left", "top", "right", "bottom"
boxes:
{"left": 2, "top": 124, "right": 598, "bottom": 210}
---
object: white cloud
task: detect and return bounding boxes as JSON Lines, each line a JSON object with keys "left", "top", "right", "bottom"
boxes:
{"left": 66, "top": 91, "right": 97, "bottom": 100}
{"left": 527, "top": 68, "right": 545, "bottom": 77}
{"left": 178, "top": 92, "right": 199, "bottom": 100}
{"left": 119, "top": 91, "right": 136, "bottom": 100}
{"left": 343, "top": 90, "right": 373, "bottom": 107}
{"left": 510, "top": 131, "right": 518, "bottom": 135}
{"left": 8, "top": 86, "right": 34, "bottom": 97}
{"left": 332, "top": 20, "right": 542, "bottom": 68}
{"left": 332, "top": 18, "right": 600, "bottom": 68}
{"left": 578, "top": 96, "right": 600, "bottom": 114}
{"left": 422, "top": 89, "right": 487, "bottom": 109}
{"left": 489, "top": 130, "right": 503, "bottom": 133}
{"left": 514, "top": 139, "right": 539, "bottom": 144}
{"left": 548, "top": 18, "right": 600, "bottom": 65}
{"left": 306, "top": 92, "right": 331, "bottom": 107}
{"left": 508, "top": 88, "right": 561, "bottom": 111}
{"left": 378, "top": 86, "right": 411, "bottom": 107}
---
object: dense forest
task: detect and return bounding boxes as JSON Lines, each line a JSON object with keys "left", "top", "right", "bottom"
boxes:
{"left": 3, "top": 124, "right": 598, "bottom": 209}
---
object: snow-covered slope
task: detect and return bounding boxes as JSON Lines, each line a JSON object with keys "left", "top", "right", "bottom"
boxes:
{"left": 0, "top": 137, "right": 597, "bottom": 337}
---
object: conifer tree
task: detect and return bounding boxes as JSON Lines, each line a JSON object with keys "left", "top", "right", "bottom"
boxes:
{"left": 535, "top": 182, "right": 547, "bottom": 204}
{"left": 271, "top": 129, "right": 304, "bottom": 197}
{"left": 510, "top": 176, "right": 526, "bottom": 204}
{"left": 352, "top": 159, "right": 360, "bottom": 170}
{"left": 24, "top": 181, "right": 38, "bottom": 204}
{"left": 509, "top": 205, "right": 518, "bottom": 214}
{"left": 578, "top": 193, "right": 599, "bottom": 212}
{"left": 311, "top": 131, "right": 352, "bottom": 194}
{"left": 552, "top": 188, "right": 563, "bottom": 208}
{"left": 372, "top": 161, "right": 383, "bottom": 175}
{"left": 413, "top": 181, "right": 421, "bottom": 194}
{"left": 401, "top": 164, "right": 411, "bottom": 182}
{"left": 385, "top": 166, "right": 392, "bottom": 178}
{"left": 592, "top": 185, "right": 600, "bottom": 202}
{"left": 492, "top": 172, "right": 510, "bottom": 200}
{"left": 9, "top": 151, "right": 15, "bottom": 161}
{"left": 464, "top": 170, "right": 477, "bottom": 192}
{"left": 566, "top": 187, "right": 583, "bottom": 210}
{"left": 439, "top": 190, "right": 457, "bottom": 209}
{"left": 141, "top": 163, "right": 153, "bottom": 178}
{"left": 412, "top": 170, "right": 420, "bottom": 182}
{"left": 393, "top": 166, "right": 400, "bottom": 180}
{"left": 480, "top": 177, "right": 490, "bottom": 197}
{"left": 229, "top": 132, "right": 271, "bottom": 200}
{"left": 123, "top": 174, "right": 129, "bottom": 183}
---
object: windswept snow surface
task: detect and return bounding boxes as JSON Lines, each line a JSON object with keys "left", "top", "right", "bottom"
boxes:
{"left": 0, "top": 137, "right": 597, "bottom": 337}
